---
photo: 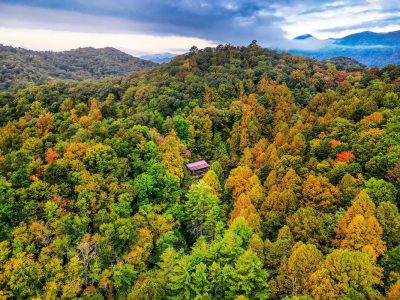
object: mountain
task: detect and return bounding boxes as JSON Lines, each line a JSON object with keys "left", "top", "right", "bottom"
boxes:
{"left": 289, "top": 30, "right": 400, "bottom": 67}
{"left": 140, "top": 52, "right": 177, "bottom": 63}
{"left": 334, "top": 30, "right": 400, "bottom": 46}
{"left": 0, "top": 45, "right": 156, "bottom": 91}
{"left": 294, "top": 34, "right": 314, "bottom": 40}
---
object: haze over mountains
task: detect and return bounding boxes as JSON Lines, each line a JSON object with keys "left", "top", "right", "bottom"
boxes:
{"left": 0, "top": 45, "right": 156, "bottom": 91}
{"left": 1, "top": 29, "right": 399, "bottom": 92}
{"left": 136, "top": 30, "right": 400, "bottom": 67}
{"left": 140, "top": 53, "right": 177, "bottom": 64}
{"left": 289, "top": 30, "right": 400, "bottom": 67}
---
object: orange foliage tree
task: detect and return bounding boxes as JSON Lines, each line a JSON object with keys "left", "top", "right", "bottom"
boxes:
{"left": 301, "top": 174, "right": 341, "bottom": 212}
{"left": 336, "top": 151, "right": 355, "bottom": 164}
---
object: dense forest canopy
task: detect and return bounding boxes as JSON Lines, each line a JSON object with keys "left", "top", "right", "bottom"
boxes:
{"left": 0, "top": 42, "right": 400, "bottom": 299}
{"left": 0, "top": 45, "right": 156, "bottom": 92}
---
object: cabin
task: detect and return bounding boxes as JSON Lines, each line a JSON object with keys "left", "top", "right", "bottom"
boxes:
{"left": 186, "top": 160, "right": 210, "bottom": 177}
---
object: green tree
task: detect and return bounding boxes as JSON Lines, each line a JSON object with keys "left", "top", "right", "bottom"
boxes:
{"left": 365, "top": 178, "right": 397, "bottom": 205}
{"left": 185, "top": 181, "right": 223, "bottom": 240}
{"left": 0, "top": 177, "right": 16, "bottom": 239}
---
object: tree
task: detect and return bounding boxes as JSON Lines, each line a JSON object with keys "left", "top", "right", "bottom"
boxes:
{"left": 277, "top": 242, "right": 323, "bottom": 297}
{"left": 382, "top": 246, "right": 400, "bottom": 278}
{"left": 133, "top": 161, "right": 181, "bottom": 207}
{"left": 203, "top": 170, "right": 222, "bottom": 196}
{"left": 36, "top": 112, "right": 54, "bottom": 136}
{"left": 272, "top": 84, "right": 297, "bottom": 127}
{"left": 386, "top": 162, "right": 400, "bottom": 188}
{"left": 83, "top": 144, "right": 118, "bottom": 175}
{"left": 338, "top": 214, "right": 385, "bottom": 258}
{"left": 210, "top": 161, "right": 224, "bottom": 184}
{"left": 301, "top": 175, "right": 341, "bottom": 212}
{"left": 376, "top": 202, "right": 400, "bottom": 248}
{"left": 226, "top": 166, "right": 264, "bottom": 204}
{"left": 230, "top": 193, "right": 261, "bottom": 232}
{"left": 158, "top": 130, "right": 185, "bottom": 180}
{"left": 1, "top": 252, "right": 44, "bottom": 298}
{"left": 310, "top": 249, "right": 382, "bottom": 299}
{"left": 165, "top": 218, "right": 268, "bottom": 299}
{"left": 365, "top": 178, "right": 397, "bottom": 205}
{"left": 335, "top": 190, "right": 386, "bottom": 258}
{"left": 289, "top": 133, "right": 307, "bottom": 157}
{"left": 336, "top": 151, "right": 355, "bottom": 164}
{"left": 0, "top": 177, "right": 16, "bottom": 239}
{"left": 286, "top": 208, "right": 327, "bottom": 247}
{"left": 185, "top": 181, "right": 223, "bottom": 240}
{"left": 187, "top": 112, "right": 213, "bottom": 157}
{"left": 113, "top": 263, "right": 137, "bottom": 296}
{"left": 262, "top": 189, "right": 298, "bottom": 223}
{"left": 227, "top": 249, "right": 269, "bottom": 300}
{"left": 388, "top": 279, "right": 400, "bottom": 300}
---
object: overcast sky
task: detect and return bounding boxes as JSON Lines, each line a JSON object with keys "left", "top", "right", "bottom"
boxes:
{"left": 0, "top": 0, "right": 399, "bottom": 55}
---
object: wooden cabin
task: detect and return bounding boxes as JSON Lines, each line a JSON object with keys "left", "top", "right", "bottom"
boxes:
{"left": 186, "top": 160, "right": 210, "bottom": 177}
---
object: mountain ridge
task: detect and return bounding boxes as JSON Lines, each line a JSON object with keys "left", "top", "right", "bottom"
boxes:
{"left": 0, "top": 45, "right": 156, "bottom": 91}
{"left": 140, "top": 52, "right": 177, "bottom": 63}
{"left": 289, "top": 30, "right": 400, "bottom": 67}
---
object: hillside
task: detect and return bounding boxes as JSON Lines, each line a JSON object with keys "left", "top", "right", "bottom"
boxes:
{"left": 322, "top": 56, "right": 367, "bottom": 71}
{"left": 0, "top": 45, "right": 156, "bottom": 91}
{"left": 0, "top": 44, "right": 400, "bottom": 299}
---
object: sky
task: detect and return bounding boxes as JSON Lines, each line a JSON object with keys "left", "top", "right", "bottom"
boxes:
{"left": 0, "top": 0, "right": 399, "bottom": 55}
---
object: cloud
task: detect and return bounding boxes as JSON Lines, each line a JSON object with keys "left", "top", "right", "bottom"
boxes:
{"left": 0, "top": 0, "right": 399, "bottom": 53}
{"left": 275, "top": 0, "right": 400, "bottom": 39}
{"left": 0, "top": 1, "right": 287, "bottom": 46}
{"left": 0, "top": 26, "right": 216, "bottom": 55}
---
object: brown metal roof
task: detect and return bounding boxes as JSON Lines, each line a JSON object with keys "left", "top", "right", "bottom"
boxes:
{"left": 186, "top": 160, "right": 210, "bottom": 171}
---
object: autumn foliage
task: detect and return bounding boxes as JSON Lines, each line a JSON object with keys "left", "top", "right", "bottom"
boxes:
{"left": 0, "top": 43, "right": 399, "bottom": 299}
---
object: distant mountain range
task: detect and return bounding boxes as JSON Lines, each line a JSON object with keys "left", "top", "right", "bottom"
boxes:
{"left": 289, "top": 30, "right": 400, "bottom": 67}
{"left": 141, "top": 30, "right": 400, "bottom": 67}
{"left": 140, "top": 52, "right": 177, "bottom": 63}
{"left": 1, "top": 30, "right": 399, "bottom": 92}
{"left": 0, "top": 45, "right": 156, "bottom": 91}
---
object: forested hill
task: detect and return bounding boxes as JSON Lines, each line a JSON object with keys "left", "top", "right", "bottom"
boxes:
{"left": 0, "top": 45, "right": 156, "bottom": 91}
{"left": 0, "top": 43, "right": 400, "bottom": 299}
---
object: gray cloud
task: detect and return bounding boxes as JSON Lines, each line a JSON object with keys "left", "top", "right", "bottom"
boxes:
{"left": 0, "top": 0, "right": 399, "bottom": 49}
{"left": 0, "top": 1, "right": 288, "bottom": 46}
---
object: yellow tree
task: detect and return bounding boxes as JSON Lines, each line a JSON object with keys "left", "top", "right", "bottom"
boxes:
{"left": 272, "top": 84, "right": 298, "bottom": 127}
{"left": 277, "top": 242, "right": 323, "bottom": 297}
{"left": 310, "top": 249, "right": 382, "bottom": 299}
{"left": 334, "top": 190, "right": 386, "bottom": 259}
{"left": 158, "top": 130, "right": 185, "bottom": 180}
{"left": 203, "top": 170, "right": 222, "bottom": 197}
{"left": 261, "top": 189, "right": 298, "bottom": 219}
{"left": 229, "top": 94, "right": 266, "bottom": 156}
{"left": 388, "top": 279, "right": 400, "bottom": 300}
{"left": 239, "top": 138, "right": 269, "bottom": 172}
{"left": 288, "top": 133, "right": 307, "bottom": 156}
{"left": 229, "top": 193, "right": 261, "bottom": 232}
{"left": 36, "top": 112, "right": 54, "bottom": 136}
{"left": 226, "top": 166, "right": 264, "bottom": 203}
{"left": 301, "top": 174, "right": 341, "bottom": 212}
{"left": 89, "top": 98, "right": 103, "bottom": 121}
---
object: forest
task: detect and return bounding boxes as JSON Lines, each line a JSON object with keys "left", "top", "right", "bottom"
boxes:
{"left": 0, "top": 42, "right": 400, "bottom": 299}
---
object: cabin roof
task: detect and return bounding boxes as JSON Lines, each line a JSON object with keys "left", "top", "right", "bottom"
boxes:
{"left": 186, "top": 160, "right": 210, "bottom": 171}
